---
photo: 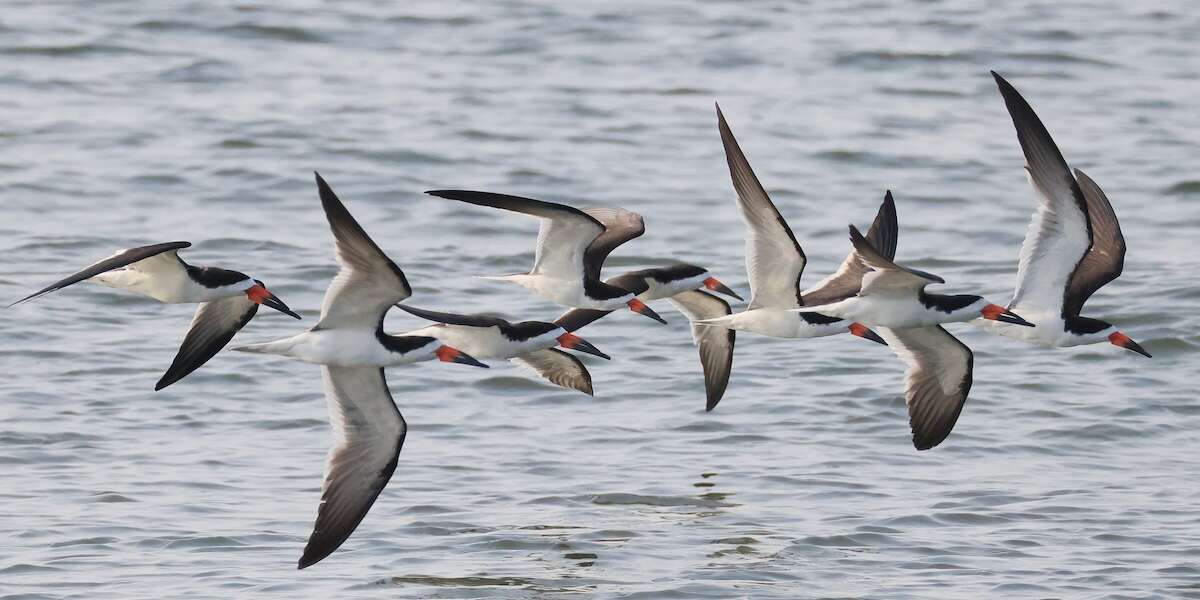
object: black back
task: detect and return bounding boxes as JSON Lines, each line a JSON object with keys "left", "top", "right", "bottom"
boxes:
{"left": 629, "top": 264, "right": 707, "bottom": 284}
{"left": 1064, "top": 315, "right": 1112, "bottom": 335}
{"left": 397, "top": 304, "right": 559, "bottom": 342}
{"left": 583, "top": 277, "right": 633, "bottom": 301}
{"left": 798, "top": 311, "right": 843, "bottom": 325}
{"left": 185, "top": 264, "right": 251, "bottom": 288}
{"left": 917, "top": 292, "right": 980, "bottom": 314}
{"left": 375, "top": 328, "right": 437, "bottom": 355}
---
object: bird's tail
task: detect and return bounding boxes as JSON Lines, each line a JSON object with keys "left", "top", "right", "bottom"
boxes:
{"left": 231, "top": 337, "right": 297, "bottom": 356}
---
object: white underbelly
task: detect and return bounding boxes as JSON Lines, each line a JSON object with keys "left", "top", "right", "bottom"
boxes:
{"left": 275, "top": 329, "right": 431, "bottom": 367}
{"left": 707, "top": 308, "right": 845, "bottom": 339}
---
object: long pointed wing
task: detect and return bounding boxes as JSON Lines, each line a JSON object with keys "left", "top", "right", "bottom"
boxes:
{"left": 8, "top": 241, "right": 192, "bottom": 307}
{"left": 668, "top": 290, "right": 735, "bottom": 412}
{"left": 850, "top": 225, "right": 943, "bottom": 295}
{"left": 717, "top": 105, "right": 806, "bottom": 310}
{"left": 992, "top": 72, "right": 1092, "bottom": 315}
{"left": 553, "top": 307, "right": 613, "bottom": 333}
{"left": 803, "top": 191, "right": 899, "bottom": 305}
{"left": 155, "top": 295, "right": 259, "bottom": 390}
{"left": 315, "top": 173, "right": 412, "bottom": 329}
{"left": 511, "top": 348, "right": 593, "bottom": 395}
{"left": 298, "top": 366, "right": 406, "bottom": 569}
{"left": 427, "top": 190, "right": 605, "bottom": 280}
{"left": 581, "top": 207, "right": 645, "bottom": 280}
{"left": 1063, "top": 169, "right": 1125, "bottom": 319}
{"left": 395, "top": 304, "right": 508, "bottom": 329}
{"left": 878, "top": 326, "right": 973, "bottom": 451}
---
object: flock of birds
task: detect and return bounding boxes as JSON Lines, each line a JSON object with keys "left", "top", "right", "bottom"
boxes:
{"left": 7, "top": 73, "right": 1149, "bottom": 569}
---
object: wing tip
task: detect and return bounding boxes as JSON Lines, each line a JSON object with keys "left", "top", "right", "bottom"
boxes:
{"left": 296, "top": 547, "right": 327, "bottom": 570}
{"left": 705, "top": 399, "right": 720, "bottom": 412}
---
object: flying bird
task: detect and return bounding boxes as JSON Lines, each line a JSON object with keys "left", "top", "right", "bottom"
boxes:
{"left": 555, "top": 266, "right": 741, "bottom": 411}
{"left": 694, "top": 106, "right": 889, "bottom": 347}
{"left": 425, "top": 190, "right": 668, "bottom": 324}
{"left": 233, "top": 173, "right": 486, "bottom": 569}
{"left": 546, "top": 205, "right": 744, "bottom": 411}
{"left": 977, "top": 71, "right": 1150, "bottom": 358}
{"left": 794, "top": 221, "right": 1034, "bottom": 450}
{"left": 8, "top": 241, "right": 300, "bottom": 390}
{"left": 396, "top": 304, "right": 609, "bottom": 396}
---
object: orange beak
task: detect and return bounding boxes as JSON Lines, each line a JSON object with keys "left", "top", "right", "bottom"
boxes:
{"left": 981, "top": 303, "right": 1033, "bottom": 327}
{"left": 848, "top": 322, "right": 886, "bottom": 345}
{"left": 703, "top": 276, "right": 743, "bottom": 301}
{"left": 627, "top": 298, "right": 667, "bottom": 324}
{"left": 246, "top": 284, "right": 301, "bottom": 319}
{"left": 1108, "top": 331, "right": 1151, "bottom": 358}
{"left": 556, "top": 332, "right": 610, "bottom": 359}
{"left": 435, "top": 345, "right": 488, "bottom": 367}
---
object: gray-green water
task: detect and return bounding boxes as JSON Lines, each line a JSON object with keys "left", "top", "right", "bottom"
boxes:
{"left": 1, "top": 1, "right": 1197, "bottom": 598}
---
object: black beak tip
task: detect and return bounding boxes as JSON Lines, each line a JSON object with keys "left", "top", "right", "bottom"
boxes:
{"left": 457, "top": 356, "right": 489, "bottom": 368}
{"left": 998, "top": 310, "right": 1035, "bottom": 328}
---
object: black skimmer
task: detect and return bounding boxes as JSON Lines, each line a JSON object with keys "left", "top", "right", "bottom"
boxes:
{"left": 424, "top": 190, "right": 668, "bottom": 324}
{"left": 232, "top": 173, "right": 486, "bottom": 569}
{"left": 795, "top": 223, "right": 1034, "bottom": 450}
{"left": 545, "top": 203, "right": 743, "bottom": 410}
{"left": 555, "top": 266, "right": 741, "bottom": 411}
{"left": 395, "top": 304, "right": 610, "bottom": 395}
{"left": 694, "top": 106, "right": 888, "bottom": 347}
{"left": 976, "top": 72, "right": 1150, "bottom": 358}
{"left": 8, "top": 241, "right": 300, "bottom": 390}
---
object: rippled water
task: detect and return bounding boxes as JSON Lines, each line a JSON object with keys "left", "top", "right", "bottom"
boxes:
{"left": 1, "top": 1, "right": 1198, "bottom": 598}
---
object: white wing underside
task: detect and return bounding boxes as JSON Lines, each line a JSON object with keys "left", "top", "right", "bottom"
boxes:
{"left": 530, "top": 215, "right": 604, "bottom": 279}
{"left": 878, "top": 326, "right": 972, "bottom": 450}
{"left": 301, "top": 365, "right": 405, "bottom": 566}
{"left": 1008, "top": 169, "right": 1091, "bottom": 314}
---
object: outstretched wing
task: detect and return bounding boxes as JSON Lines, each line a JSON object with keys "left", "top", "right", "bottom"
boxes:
{"left": 395, "top": 304, "right": 508, "bottom": 329}
{"left": 581, "top": 207, "right": 645, "bottom": 280}
{"left": 878, "top": 326, "right": 973, "bottom": 451}
{"left": 803, "top": 191, "right": 899, "bottom": 305}
{"left": 427, "top": 190, "right": 605, "bottom": 281}
{"left": 314, "top": 173, "right": 412, "bottom": 329}
{"left": 1062, "top": 169, "right": 1125, "bottom": 319}
{"left": 155, "top": 295, "right": 259, "bottom": 390}
{"left": 849, "top": 225, "right": 943, "bottom": 295}
{"left": 992, "top": 72, "right": 1092, "bottom": 316}
{"left": 668, "top": 290, "right": 735, "bottom": 412}
{"left": 8, "top": 241, "right": 192, "bottom": 307}
{"left": 511, "top": 348, "right": 594, "bottom": 395}
{"left": 717, "top": 105, "right": 807, "bottom": 310}
{"left": 298, "top": 365, "right": 406, "bottom": 569}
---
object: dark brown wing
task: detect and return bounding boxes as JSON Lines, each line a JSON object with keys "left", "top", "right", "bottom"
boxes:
{"left": 717, "top": 105, "right": 807, "bottom": 310}
{"left": 581, "top": 207, "right": 645, "bottom": 280}
{"left": 668, "top": 290, "right": 735, "bottom": 412}
{"left": 803, "top": 191, "right": 899, "bottom": 306}
{"left": 395, "top": 304, "right": 509, "bottom": 329}
{"left": 8, "top": 241, "right": 192, "bottom": 307}
{"left": 156, "top": 295, "right": 259, "bottom": 390}
{"left": 1062, "top": 168, "right": 1126, "bottom": 319}
{"left": 315, "top": 173, "right": 412, "bottom": 328}
{"left": 299, "top": 366, "right": 405, "bottom": 569}
{"left": 878, "top": 326, "right": 973, "bottom": 451}
{"left": 511, "top": 348, "right": 594, "bottom": 395}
